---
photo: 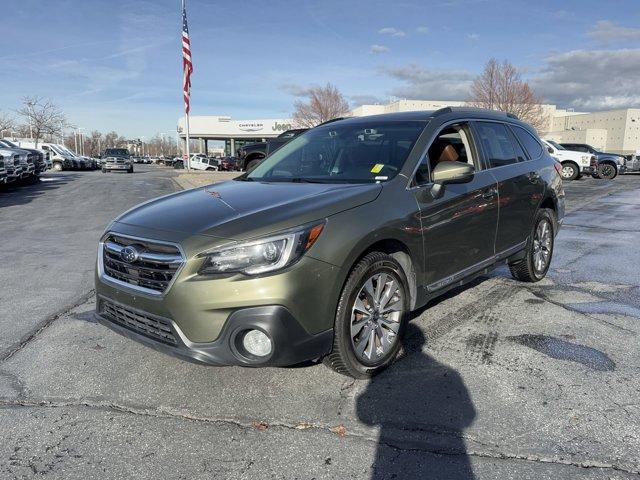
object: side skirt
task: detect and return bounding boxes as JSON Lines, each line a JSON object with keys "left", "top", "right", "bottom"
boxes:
{"left": 415, "top": 240, "right": 527, "bottom": 308}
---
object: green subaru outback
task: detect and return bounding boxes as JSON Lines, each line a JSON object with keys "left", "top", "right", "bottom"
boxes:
{"left": 95, "top": 108, "right": 565, "bottom": 378}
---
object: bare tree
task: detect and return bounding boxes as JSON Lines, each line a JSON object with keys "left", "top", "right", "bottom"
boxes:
{"left": 0, "top": 111, "right": 15, "bottom": 136}
{"left": 468, "top": 59, "right": 546, "bottom": 132}
{"left": 84, "top": 130, "right": 104, "bottom": 157}
{"left": 16, "top": 96, "right": 70, "bottom": 147}
{"left": 292, "top": 83, "right": 350, "bottom": 128}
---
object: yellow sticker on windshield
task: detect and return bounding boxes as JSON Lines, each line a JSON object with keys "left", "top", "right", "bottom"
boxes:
{"left": 371, "top": 164, "right": 384, "bottom": 173}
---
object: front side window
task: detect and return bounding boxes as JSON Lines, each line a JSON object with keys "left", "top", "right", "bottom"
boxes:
{"left": 413, "top": 123, "right": 477, "bottom": 186}
{"left": 475, "top": 122, "right": 520, "bottom": 168}
{"left": 247, "top": 121, "right": 426, "bottom": 183}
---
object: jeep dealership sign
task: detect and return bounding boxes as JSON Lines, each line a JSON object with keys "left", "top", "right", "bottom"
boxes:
{"left": 178, "top": 116, "right": 295, "bottom": 139}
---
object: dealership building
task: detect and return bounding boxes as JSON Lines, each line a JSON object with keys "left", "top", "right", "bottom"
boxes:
{"left": 182, "top": 100, "right": 640, "bottom": 156}
{"left": 177, "top": 116, "right": 295, "bottom": 156}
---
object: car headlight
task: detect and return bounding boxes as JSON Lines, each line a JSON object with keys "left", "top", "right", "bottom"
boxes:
{"left": 198, "top": 222, "right": 325, "bottom": 275}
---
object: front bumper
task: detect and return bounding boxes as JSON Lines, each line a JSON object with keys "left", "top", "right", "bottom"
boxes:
{"left": 104, "top": 163, "right": 130, "bottom": 170}
{"left": 95, "top": 296, "right": 333, "bottom": 366}
{"left": 94, "top": 227, "right": 342, "bottom": 367}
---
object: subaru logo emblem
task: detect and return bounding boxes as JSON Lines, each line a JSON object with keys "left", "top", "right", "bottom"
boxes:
{"left": 121, "top": 246, "right": 139, "bottom": 263}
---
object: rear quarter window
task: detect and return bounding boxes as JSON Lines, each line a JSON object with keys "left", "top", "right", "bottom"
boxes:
{"left": 511, "top": 126, "right": 544, "bottom": 160}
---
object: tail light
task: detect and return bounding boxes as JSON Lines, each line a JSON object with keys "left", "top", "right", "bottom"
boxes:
{"left": 553, "top": 161, "right": 563, "bottom": 176}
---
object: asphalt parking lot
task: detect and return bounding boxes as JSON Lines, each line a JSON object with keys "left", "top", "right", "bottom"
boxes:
{"left": 1, "top": 167, "right": 640, "bottom": 479}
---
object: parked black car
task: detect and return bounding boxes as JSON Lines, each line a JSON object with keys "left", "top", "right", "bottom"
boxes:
{"left": 236, "top": 128, "right": 308, "bottom": 171}
{"left": 560, "top": 143, "right": 627, "bottom": 179}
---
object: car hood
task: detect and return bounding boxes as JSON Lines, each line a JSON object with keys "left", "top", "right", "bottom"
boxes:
{"left": 114, "top": 180, "right": 382, "bottom": 240}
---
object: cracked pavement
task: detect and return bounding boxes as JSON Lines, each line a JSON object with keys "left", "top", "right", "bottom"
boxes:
{"left": 1, "top": 167, "right": 640, "bottom": 479}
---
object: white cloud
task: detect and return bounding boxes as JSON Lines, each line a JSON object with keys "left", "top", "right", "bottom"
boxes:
{"left": 531, "top": 49, "right": 640, "bottom": 110}
{"left": 378, "top": 27, "right": 406, "bottom": 37}
{"left": 370, "top": 44, "right": 390, "bottom": 54}
{"left": 382, "top": 64, "right": 474, "bottom": 100}
{"left": 279, "top": 84, "right": 316, "bottom": 97}
{"left": 587, "top": 20, "right": 640, "bottom": 44}
{"left": 466, "top": 33, "right": 480, "bottom": 42}
{"left": 416, "top": 26, "right": 429, "bottom": 34}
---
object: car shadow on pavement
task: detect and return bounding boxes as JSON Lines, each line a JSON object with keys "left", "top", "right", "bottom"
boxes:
{"left": 356, "top": 323, "right": 477, "bottom": 479}
{"left": 0, "top": 174, "right": 79, "bottom": 208}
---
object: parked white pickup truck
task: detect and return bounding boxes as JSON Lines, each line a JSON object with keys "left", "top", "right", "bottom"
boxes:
{"left": 542, "top": 139, "right": 596, "bottom": 181}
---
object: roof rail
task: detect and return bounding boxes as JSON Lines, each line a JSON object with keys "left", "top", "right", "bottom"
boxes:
{"left": 316, "top": 117, "right": 347, "bottom": 127}
{"left": 432, "top": 107, "right": 453, "bottom": 117}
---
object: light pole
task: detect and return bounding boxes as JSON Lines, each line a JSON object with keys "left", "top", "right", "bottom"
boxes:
{"left": 159, "top": 132, "right": 167, "bottom": 157}
{"left": 76, "top": 128, "right": 86, "bottom": 156}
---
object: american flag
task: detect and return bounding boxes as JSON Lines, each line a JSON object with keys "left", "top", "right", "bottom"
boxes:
{"left": 182, "top": 0, "right": 193, "bottom": 114}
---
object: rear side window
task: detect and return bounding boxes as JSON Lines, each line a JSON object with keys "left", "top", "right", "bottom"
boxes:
{"left": 475, "top": 122, "right": 519, "bottom": 168}
{"left": 511, "top": 126, "right": 543, "bottom": 160}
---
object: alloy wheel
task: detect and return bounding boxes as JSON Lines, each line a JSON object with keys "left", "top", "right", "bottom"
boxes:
{"left": 532, "top": 219, "right": 552, "bottom": 273}
{"left": 350, "top": 272, "right": 403, "bottom": 364}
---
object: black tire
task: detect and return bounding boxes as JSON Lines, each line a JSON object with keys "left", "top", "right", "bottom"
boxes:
{"left": 596, "top": 163, "right": 617, "bottom": 180}
{"left": 560, "top": 162, "right": 579, "bottom": 181}
{"left": 102, "top": 167, "right": 107, "bottom": 173}
{"left": 324, "top": 252, "right": 410, "bottom": 378}
{"left": 509, "top": 209, "right": 555, "bottom": 283}
{"left": 128, "top": 166, "right": 133, "bottom": 173}
{"left": 245, "top": 158, "right": 263, "bottom": 172}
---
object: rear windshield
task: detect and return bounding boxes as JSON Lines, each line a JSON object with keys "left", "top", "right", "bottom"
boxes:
{"left": 247, "top": 121, "right": 426, "bottom": 183}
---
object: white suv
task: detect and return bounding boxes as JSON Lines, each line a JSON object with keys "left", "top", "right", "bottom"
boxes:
{"left": 542, "top": 139, "right": 595, "bottom": 181}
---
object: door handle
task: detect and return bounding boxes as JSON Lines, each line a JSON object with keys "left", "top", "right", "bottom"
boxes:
{"left": 482, "top": 189, "right": 497, "bottom": 200}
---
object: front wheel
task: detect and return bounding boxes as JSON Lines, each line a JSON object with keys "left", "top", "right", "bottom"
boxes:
{"left": 245, "top": 158, "right": 263, "bottom": 172}
{"left": 509, "top": 209, "right": 555, "bottom": 283}
{"left": 324, "top": 252, "right": 409, "bottom": 378}
{"left": 53, "top": 162, "right": 63, "bottom": 172}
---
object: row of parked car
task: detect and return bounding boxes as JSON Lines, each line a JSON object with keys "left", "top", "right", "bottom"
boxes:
{"left": 542, "top": 140, "right": 639, "bottom": 181}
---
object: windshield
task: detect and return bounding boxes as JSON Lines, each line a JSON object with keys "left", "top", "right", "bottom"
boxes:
{"left": 246, "top": 121, "right": 426, "bottom": 183}
{"left": 105, "top": 149, "right": 130, "bottom": 156}
{"left": 547, "top": 140, "right": 564, "bottom": 150}
{"left": 1, "top": 140, "right": 18, "bottom": 148}
{"left": 50, "top": 145, "right": 67, "bottom": 155}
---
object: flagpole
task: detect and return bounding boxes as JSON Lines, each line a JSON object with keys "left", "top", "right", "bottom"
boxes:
{"left": 185, "top": 112, "right": 191, "bottom": 171}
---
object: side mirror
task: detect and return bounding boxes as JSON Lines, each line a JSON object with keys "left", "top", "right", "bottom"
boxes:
{"left": 430, "top": 161, "right": 474, "bottom": 198}
{"left": 432, "top": 161, "right": 475, "bottom": 185}
{"left": 547, "top": 146, "right": 554, "bottom": 154}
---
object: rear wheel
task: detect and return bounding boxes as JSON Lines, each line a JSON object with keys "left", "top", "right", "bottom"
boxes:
{"left": 53, "top": 162, "right": 63, "bottom": 172}
{"left": 596, "top": 163, "right": 617, "bottom": 180}
{"left": 324, "top": 252, "right": 409, "bottom": 378}
{"left": 560, "top": 162, "right": 579, "bottom": 181}
{"left": 509, "top": 209, "right": 555, "bottom": 283}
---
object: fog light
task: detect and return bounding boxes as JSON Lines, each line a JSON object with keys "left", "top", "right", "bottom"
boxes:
{"left": 242, "top": 330, "right": 272, "bottom": 357}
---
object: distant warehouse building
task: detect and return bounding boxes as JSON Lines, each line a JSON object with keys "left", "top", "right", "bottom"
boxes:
{"left": 351, "top": 99, "right": 640, "bottom": 155}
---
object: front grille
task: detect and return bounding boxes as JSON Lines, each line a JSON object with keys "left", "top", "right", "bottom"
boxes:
{"left": 100, "top": 298, "right": 178, "bottom": 345}
{"left": 102, "top": 234, "right": 183, "bottom": 293}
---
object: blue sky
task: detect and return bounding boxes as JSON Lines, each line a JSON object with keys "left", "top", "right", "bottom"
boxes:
{"left": 1, "top": 0, "right": 639, "bottom": 138}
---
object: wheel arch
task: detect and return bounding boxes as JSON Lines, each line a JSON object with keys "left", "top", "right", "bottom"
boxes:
{"left": 342, "top": 238, "right": 418, "bottom": 310}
